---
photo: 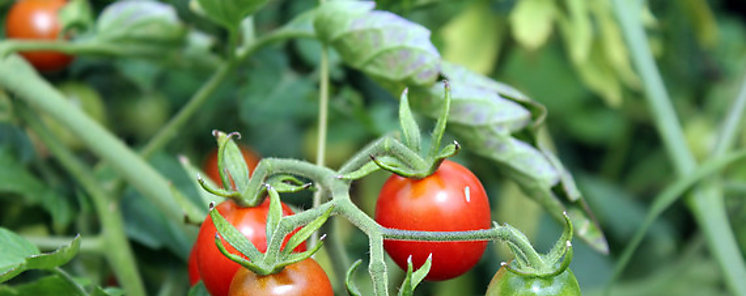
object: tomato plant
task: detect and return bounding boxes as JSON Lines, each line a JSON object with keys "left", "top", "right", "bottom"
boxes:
{"left": 227, "top": 258, "right": 333, "bottom": 296}
{"left": 194, "top": 199, "right": 306, "bottom": 296}
{"left": 203, "top": 145, "right": 260, "bottom": 188}
{"left": 4, "top": 0, "right": 73, "bottom": 71}
{"left": 375, "top": 159, "right": 492, "bottom": 281}
{"left": 485, "top": 266, "right": 581, "bottom": 296}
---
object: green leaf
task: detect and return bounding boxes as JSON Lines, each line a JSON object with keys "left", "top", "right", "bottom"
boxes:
{"left": 0, "top": 148, "right": 73, "bottom": 232}
{"left": 509, "top": 0, "right": 556, "bottom": 50}
{"left": 556, "top": 0, "right": 592, "bottom": 64}
{"left": 440, "top": 0, "right": 503, "bottom": 75}
{"left": 573, "top": 41, "right": 623, "bottom": 107}
{"left": 0, "top": 274, "right": 85, "bottom": 296}
{"left": 314, "top": 1, "right": 440, "bottom": 88}
{"left": 0, "top": 229, "right": 80, "bottom": 283}
{"left": 96, "top": 0, "right": 186, "bottom": 45}
{"left": 193, "top": 0, "right": 268, "bottom": 29}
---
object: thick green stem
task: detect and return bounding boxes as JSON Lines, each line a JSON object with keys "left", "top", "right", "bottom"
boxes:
{"left": 0, "top": 54, "right": 190, "bottom": 252}
{"left": 611, "top": 1, "right": 746, "bottom": 295}
{"left": 18, "top": 103, "right": 146, "bottom": 296}
{"left": 0, "top": 39, "right": 163, "bottom": 57}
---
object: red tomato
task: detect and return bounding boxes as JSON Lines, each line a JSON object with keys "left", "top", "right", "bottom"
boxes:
{"left": 188, "top": 246, "right": 200, "bottom": 286}
{"left": 4, "top": 0, "right": 74, "bottom": 72}
{"left": 375, "top": 160, "right": 491, "bottom": 281}
{"left": 203, "top": 145, "right": 260, "bottom": 189}
{"left": 227, "top": 258, "right": 333, "bottom": 296}
{"left": 195, "top": 199, "right": 307, "bottom": 296}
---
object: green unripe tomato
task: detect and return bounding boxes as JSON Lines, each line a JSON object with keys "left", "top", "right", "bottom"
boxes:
{"left": 116, "top": 92, "right": 170, "bottom": 139}
{"left": 43, "top": 81, "right": 107, "bottom": 149}
{"left": 486, "top": 267, "right": 581, "bottom": 296}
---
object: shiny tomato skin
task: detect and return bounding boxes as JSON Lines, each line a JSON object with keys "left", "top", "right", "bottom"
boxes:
{"left": 375, "top": 160, "right": 492, "bottom": 281}
{"left": 486, "top": 267, "right": 581, "bottom": 296}
{"left": 203, "top": 145, "right": 260, "bottom": 188}
{"left": 227, "top": 258, "right": 333, "bottom": 296}
{"left": 187, "top": 246, "right": 200, "bottom": 286}
{"left": 4, "top": 0, "right": 74, "bottom": 71}
{"left": 195, "top": 199, "right": 306, "bottom": 296}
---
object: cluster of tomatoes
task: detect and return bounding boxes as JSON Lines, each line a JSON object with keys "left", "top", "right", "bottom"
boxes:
{"left": 3, "top": 0, "right": 579, "bottom": 293}
{"left": 189, "top": 147, "right": 579, "bottom": 295}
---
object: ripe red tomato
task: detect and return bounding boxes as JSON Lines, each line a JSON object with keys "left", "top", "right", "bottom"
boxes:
{"left": 227, "top": 258, "right": 333, "bottom": 296}
{"left": 203, "top": 145, "right": 260, "bottom": 189}
{"left": 188, "top": 246, "right": 200, "bottom": 286}
{"left": 375, "top": 160, "right": 491, "bottom": 281}
{"left": 4, "top": 0, "right": 74, "bottom": 72}
{"left": 195, "top": 199, "right": 307, "bottom": 296}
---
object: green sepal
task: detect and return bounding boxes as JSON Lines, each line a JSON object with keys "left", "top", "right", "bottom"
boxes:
{"left": 209, "top": 208, "right": 263, "bottom": 263}
{"left": 214, "top": 233, "right": 262, "bottom": 271}
{"left": 197, "top": 177, "right": 240, "bottom": 199}
{"left": 281, "top": 206, "right": 334, "bottom": 256}
{"left": 177, "top": 155, "right": 224, "bottom": 215}
{"left": 398, "top": 254, "right": 432, "bottom": 296}
{"left": 0, "top": 229, "right": 80, "bottom": 283}
{"left": 168, "top": 183, "right": 208, "bottom": 225}
{"left": 215, "top": 131, "right": 250, "bottom": 191}
{"left": 265, "top": 186, "right": 282, "bottom": 244}
{"left": 427, "top": 82, "right": 451, "bottom": 159}
{"left": 345, "top": 260, "right": 364, "bottom": 296}
{"left": 278, "top": 238, "right": 325, "bottom": 270}
{"left": 265, "top": 175, "right": 312, "bottom": 193}
{"left": 546, "top": 212, "right": 574, "bottom": 263}
{"left": 399, "top": 88, "right": 421, "bottom": 153}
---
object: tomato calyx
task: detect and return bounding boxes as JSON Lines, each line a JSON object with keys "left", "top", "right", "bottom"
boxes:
{"left": 210, "top": 184, "right": 333, "bottom": 276}
{"left": 502, "top": 212, "right": 575, "bottom": 278}
{"left": 339, "top": 83, "right": 459, "bottom": 180}
{"left": 198, "top": 130, "right": 313, "bottom": 208}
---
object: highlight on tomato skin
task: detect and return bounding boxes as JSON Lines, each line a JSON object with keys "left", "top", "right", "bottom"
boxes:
{"left": 194, "top": 199, "right": 307, "bottom": 296}
{"left": 375, "top": 159, "right": 492, "bottom": 281}
{"left": 203, "top": 145, "right": 260, "bottom": 188}
{"left": 4, "top": 0, "right": 74, "bottom": 72}
{"left": 227, "top": 258, "right": 333, "bottom": 296}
